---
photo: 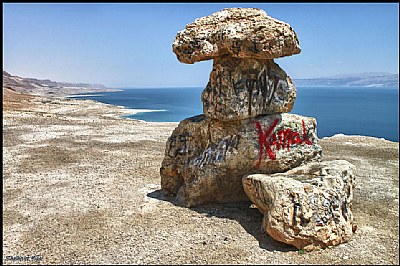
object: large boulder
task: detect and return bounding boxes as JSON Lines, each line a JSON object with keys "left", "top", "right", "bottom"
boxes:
{"left": 242, "top": 160, "right": 357, "bottom": 251}
{"left": 172, "top": 8, "right": 301, "bottom": 64}
{"left": 202, "top": 55, "right": 296, "bottom": 121}
{"left": 160, "top": 113, "right": 322, "bottom": 207}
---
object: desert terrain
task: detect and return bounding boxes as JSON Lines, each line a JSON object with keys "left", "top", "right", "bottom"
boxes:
{"left": 2, "top": 88, "right": 399, "bottom": 265}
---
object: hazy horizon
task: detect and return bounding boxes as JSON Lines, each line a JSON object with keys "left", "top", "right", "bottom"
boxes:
{"left": 4, "top": 69, "right": 399, "bottom": 89}
{"left": 3, "top": 3, "right": 399, "bottom": 88}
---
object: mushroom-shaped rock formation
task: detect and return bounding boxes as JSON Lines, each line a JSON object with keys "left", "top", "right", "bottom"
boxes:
{"left": 173, "top": 7, "right": 301, "bottom": 121}
{"left": 161, "top": 7, "right": 356, "bottom": 251}
{"left": 161, "top": 7, "right": 323, "bottom": 207}
{"left": 172, "top": 8, "right": 301, "bottom": 64}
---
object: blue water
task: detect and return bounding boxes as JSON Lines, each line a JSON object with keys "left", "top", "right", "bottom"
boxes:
{"left": 71, "top": 87, "right": 399, "bottom": 142}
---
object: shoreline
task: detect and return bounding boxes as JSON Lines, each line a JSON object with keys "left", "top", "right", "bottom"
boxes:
{"left": 33, "top": 84, "right": 397, "bottom": 143}
{"left": 65, "top": 93, "right": 400, "bottom": 143}
{"left": 66, "top": 89, "right": 400, "bottom": 143}
{"left": 4, "top": 88, "right": 399, "bottom": 143}
{"left": 64, "top": 91, "right": 170, "bottom": 123}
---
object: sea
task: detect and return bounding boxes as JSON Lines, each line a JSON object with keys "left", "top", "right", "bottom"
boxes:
{"left": 70, "top": 87, "right": 399, "bottom": 142}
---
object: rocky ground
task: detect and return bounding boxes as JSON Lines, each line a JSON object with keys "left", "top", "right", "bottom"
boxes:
{"left": 2, "top": 91, "right": 399, "bottom": 265}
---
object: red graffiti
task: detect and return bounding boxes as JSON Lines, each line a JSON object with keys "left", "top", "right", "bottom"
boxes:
{"left": 256, "top": 119, "right": 313, "bottom": 166}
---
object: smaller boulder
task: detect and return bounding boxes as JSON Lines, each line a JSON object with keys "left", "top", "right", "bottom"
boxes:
{"left": 242, "top": 160, "right": 356, "bottom": 251}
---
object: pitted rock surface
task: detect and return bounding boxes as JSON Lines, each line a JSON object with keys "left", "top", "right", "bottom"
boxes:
{"left": 160, "top": 113, "right": 322, "bottom": 207}
{"left": 173, "top": 8, "right": 301, "bottom": 64}
{"left": 243, "top": 160, "right": 356, "bottom": 251}
{"left": 202, "top": 55, "right": 296, "bottom": 121}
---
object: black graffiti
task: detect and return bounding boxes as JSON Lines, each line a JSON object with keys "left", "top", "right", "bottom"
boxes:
{"left": 205, "top": 66, "right": 279, "bottom": 115}
{"left": 193, "top": 134, "right": 241, "bottom": 166}
{"left": 244, "top": 68, "right": 278, "bottom": 114}
{"left": 266, "top": 74, "right": 280, "bottom": 109}
{"left": 232, "top": 39, "right": 242, "bottom": 54}
{"left": 204, "top": 70, "right": 227, "bottom": 116}
{"left": 245, "top": 73, "right": 257, "bottom": 116}
{"left": 258, "top": 69, "right": 269, "bottom": 111}
{"left": 252, "top": 36, "right": 260, "bottom": 53}
{"left": 232, "top": 78, "right": 241, "bottom": 96}
{"left": 168, "top": 132, "right": 193, "bottom": 157}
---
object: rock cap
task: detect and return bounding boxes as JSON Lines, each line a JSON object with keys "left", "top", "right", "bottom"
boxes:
{"left": 173, "top": 7, "right": 301, "bottom": 64}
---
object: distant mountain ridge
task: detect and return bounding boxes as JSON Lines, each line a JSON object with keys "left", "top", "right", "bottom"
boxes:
{"left": 2, "top": 71, "right": 115, "bottom": 96}
{"left": 293, "top": 72, "right": 399, "bottom": 88}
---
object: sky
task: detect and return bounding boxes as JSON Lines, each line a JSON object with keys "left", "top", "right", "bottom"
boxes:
{"left": 3, "top": 3, "right": 399, "bottom": 88}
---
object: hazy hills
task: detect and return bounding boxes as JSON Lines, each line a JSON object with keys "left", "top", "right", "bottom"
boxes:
{"left": 3, "top": 71, "right": 115, "bottom": 96}
{"left": 294, "top": 72, "right": 399, "bottom": 88}
{"left": 3, "top": 71, "right": 399, "bottom": 95}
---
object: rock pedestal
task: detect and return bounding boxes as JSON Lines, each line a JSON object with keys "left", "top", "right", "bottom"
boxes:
{"left": 160, "top": 7, "right": 355, "bottom": 250}
{"left": 202, "top": 56, "right": 296, "bottom": 121}
{"left": 160, "top": 113, "right": 322, "bottom": 207}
